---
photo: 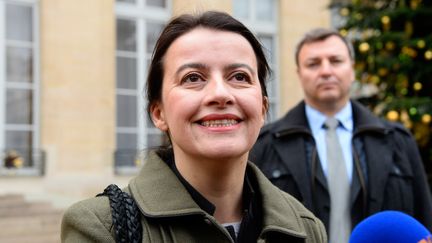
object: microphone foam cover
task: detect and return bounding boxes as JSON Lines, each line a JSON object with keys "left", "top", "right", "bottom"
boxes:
{"left": 350, "top": 211, "right": 431, "bottom": 243}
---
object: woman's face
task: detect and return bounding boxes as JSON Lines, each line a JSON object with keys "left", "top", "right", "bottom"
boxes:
{"left": 151, "top": 27, "right": 267, "bottom": 162}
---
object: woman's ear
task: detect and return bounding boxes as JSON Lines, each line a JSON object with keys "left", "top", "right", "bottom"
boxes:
{"left": 150, "top": 102, "right": 168, "bottom": 131}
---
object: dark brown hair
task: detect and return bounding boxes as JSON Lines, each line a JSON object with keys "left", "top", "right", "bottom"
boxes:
{"left": 294, "top": 27, "right": 355, "bottom": 66}
{"left": 146, "top": 11, "right": 270, "bottom": 116}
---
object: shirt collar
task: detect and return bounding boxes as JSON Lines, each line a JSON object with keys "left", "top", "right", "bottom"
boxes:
{"left": 164, "top": 153, "right": 255, "bottom": 216}
{"left": 305, "top": 101, "right": 353, "bottom": 132}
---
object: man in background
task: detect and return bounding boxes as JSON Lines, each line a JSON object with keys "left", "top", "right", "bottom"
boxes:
{"left": 250, "top": 28, "right": 432, "bottom": 243}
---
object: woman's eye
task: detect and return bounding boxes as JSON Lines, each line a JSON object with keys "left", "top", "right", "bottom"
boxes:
{"left": 183, "top": 73, "right": 204, "bottom": 83}
{"left": 231, "top": 73, "right": 250, "bottom": 82}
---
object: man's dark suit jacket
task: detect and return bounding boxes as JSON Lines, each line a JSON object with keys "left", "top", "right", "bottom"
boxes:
{"left": 250, "top": 100, "right": 432, "bottom": 231}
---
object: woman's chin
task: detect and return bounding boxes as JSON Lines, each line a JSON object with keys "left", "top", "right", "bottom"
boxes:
{"left": 202, "top": 146, "right": 248, "bottom": 161}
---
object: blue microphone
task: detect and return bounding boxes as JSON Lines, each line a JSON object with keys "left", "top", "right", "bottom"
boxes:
{"left": 350, "top": 211, "right": 431, "bottom": 243}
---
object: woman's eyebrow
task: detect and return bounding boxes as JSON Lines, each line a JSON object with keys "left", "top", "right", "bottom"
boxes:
{"left": 176, "top": 63, "right": 209, "bottom": 75}
{"left": 224, "top": 63, "right": 255, "bottom": 75}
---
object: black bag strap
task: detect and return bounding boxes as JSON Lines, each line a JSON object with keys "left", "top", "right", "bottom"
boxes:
{"left": 97, "top": 184, "right": 142, "bottom": 243}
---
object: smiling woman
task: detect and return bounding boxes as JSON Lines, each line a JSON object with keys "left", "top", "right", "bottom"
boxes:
{"left": 61, "top": 11, "right": 327, "bottom": 243}
{"left": 151, "top": 27, "right": 265, "bottom": 165}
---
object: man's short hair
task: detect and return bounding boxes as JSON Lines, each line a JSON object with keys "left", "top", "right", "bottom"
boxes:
{"left": 295, "top": 28, "right": 355, "bottom": 66}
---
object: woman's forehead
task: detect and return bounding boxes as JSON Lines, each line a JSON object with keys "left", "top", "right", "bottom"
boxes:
{"left": 163, "top": 27, "right": 256, "bottom": 67}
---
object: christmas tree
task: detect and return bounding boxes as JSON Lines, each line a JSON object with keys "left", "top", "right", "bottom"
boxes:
{"left": 332, "top": 0, "right": 432, "bottom": 184}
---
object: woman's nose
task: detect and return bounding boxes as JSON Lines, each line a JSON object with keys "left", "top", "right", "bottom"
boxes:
{"left": 204, "top": 78, "right": 234, "bottom": 107}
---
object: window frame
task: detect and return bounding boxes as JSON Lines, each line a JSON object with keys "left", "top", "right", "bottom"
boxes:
{"left": 0, "top": 0, "right": 42, "bottom": 176}
{"left": 114, "top": 0, "right": 171, "bottom": 174}
{"left": 233, "top": 0, "right": 280, "bottom": 121}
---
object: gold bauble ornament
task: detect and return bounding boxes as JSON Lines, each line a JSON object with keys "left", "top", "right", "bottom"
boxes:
{"left": 340, "top": 8, "right": 350, "bottom": 16}
{"left": 378, "top": 68, "right": 388, "bottom": 76}
{"left": 417, "top": 39, "right": 426, "bottom": 49}
{"left": 359, "top": 42, "right": 370, "bottom": 53}
{"left": 425, "top": 50, "right": 432, "bottom": 60}
{"left": 402, "top": 46, "right": 417, "bottom": 57}
{"left": 339, "top": 29, "right": 348, "bottom": 37}
{"left": 370, "top": 75, "right": 380, "bottom": 84}
{"left": 386, "top": 110, "right": 399, "bottom": 121}
{"left": 385, "top": 41, "right": 396, "bottom": 50}
{"left": 413, "top": 82, "right": 423, "bottom": 91}
{"left": 422, "top": 114, "right": 431, "bottom": 124}
{"left": 381, "top": 16, "right": 391, "bottom": 31}
{"left": 381, "top": 15, "right": 390, "bottom": 25}
{"left": 411, "top": 0, "right": 421, "bottom": 9}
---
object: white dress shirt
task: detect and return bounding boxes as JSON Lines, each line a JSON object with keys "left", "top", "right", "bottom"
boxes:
{"left": 305, "top": 102, "right": 354, "bottom": 182}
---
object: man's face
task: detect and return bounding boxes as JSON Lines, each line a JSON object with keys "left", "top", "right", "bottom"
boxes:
{"left": 297, "top": 35, "right": 355, "bottom": 112}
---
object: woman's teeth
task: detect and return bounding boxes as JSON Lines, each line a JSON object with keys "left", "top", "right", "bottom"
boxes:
{"left": 201, "top": 119, "right": 238, "bottom": 127}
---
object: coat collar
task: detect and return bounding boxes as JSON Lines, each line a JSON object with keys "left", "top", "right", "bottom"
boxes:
{"left": 129, "top": 151, "right": 203, "bottom": 217}
{"left": 271, "top": 100, "right": 389, "bottom": 137}
{"left": 350, "top": 100, "right": 389, "bottom": 135}
{"left": 128, "top": 151, "right": 308, "bottom": 238}
{"left": 265, "top": 100, "right": 392, "bottom": 211}
{"left": 250, "top": 162, "right": 309, "bottom": 238}
{"left": 271, "top": 101, "right": 311, "bottom": 137}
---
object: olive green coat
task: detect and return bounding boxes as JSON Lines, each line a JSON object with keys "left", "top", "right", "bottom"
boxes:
{"left": 61, "top": 152, "right": 327, "bottom": 242}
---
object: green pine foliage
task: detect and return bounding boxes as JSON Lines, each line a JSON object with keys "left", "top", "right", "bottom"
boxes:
{"left": 334, "top": 0, "right": 432, "bottom": 183}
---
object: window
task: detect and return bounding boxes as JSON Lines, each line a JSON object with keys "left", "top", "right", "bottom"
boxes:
{"left": 233, "top": 0, "right": 279, "bottom": 121}
{"left": 0, "top": 0, "right": 42, "bottom": 176}
{"left": 115, "top": 0, "right": 170, "bottom": 174}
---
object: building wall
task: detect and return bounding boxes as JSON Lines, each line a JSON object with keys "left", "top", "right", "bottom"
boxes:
{"left": 278, "top": 0, "right": 331, "bottom": 115}
{"left": 41, "top": 0, "right": 116, "bottom": 175}
{"left": 173, "top": 0, "right": 232, "bottom": 15}
{"left": 0, "top": 0, "right": 331, "bottom": 208}
{"left": 40, "top": 0, "right": 120, "bottom": 203}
